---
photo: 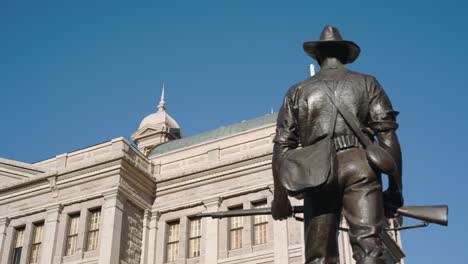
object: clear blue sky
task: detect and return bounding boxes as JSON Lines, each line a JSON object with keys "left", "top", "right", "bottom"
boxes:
{"left": 1, "top": 0, "right": 466, "bottom": 262}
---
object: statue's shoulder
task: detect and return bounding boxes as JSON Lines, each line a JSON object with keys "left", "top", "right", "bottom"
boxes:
{"left": 285, "top": 75, "right": 322, "bottom": 96}
{"left": 346, "top": 69, "right": 378, "bottom": 83}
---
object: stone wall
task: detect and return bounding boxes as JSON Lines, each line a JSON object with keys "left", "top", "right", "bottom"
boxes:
{"left": 120, "top": 201, "right": 144, "bottom": 264}
{"left": 0, "top": 158, "right": 43, "bottom": 187}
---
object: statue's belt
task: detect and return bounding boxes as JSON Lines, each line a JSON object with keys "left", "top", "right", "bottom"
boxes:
{"left": 333, "top": 134, "right": 363, "bottom": 151}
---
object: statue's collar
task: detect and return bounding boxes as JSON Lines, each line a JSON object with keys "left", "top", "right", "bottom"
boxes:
{"left": 317, "top": 65, "right": 347, "bottom": 78}
{"left": 319, "top": 59, "right": 345, "bottom": 70}
{"left": 320, "top": 64, "right": 345, "bottom": 70}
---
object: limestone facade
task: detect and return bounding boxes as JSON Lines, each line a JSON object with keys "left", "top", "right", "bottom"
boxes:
{"left": 0, "top": 107, "right": 404, "bottom": 264}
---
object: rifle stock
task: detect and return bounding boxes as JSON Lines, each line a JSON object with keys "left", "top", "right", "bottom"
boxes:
{"left": 395, "top": 205, "right": 448, "bottom": 226}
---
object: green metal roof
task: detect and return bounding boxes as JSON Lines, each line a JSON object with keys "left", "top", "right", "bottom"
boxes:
{"left": 149, "top": 113, "right": 277, "bottom": 157}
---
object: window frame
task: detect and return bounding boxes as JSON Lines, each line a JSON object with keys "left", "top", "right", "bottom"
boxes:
{"left": 11, "top": 226, "right": 25, "bottom": 264}
{"left": 85, "top": 208, "right": 101, "bottom": 252}
{"left": 228, "top": 205, "right": 244, "bottom": 250}
{"left": 187, "top": 217, "right": 202, "bottom": 258}
{"left": 252, "top": 200, "right": 269, "bottom": 246}
{"left": 65, "top": 213, "right": 81, "bottom": 256}
{"left": 29, "top": 222, "right": 44, "bottom": 264}
{"left": 165, "top": 219, "right": 180, "bottom": 263}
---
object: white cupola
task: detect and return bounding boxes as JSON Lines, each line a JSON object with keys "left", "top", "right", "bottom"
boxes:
{"left": 132, "top": 85, "right": 182, "bottom": 155}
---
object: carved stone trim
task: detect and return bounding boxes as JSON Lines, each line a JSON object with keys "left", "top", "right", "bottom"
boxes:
{"left": 119, "top": 182, "right": 151, "bottom": 211}
{"left": 102, "top": 188, "right": 125, "bottom": 211}
{"left": 267, "top": 183, "right": 275, "bottom": 194}
{"left": 46, "top": 204, "right": 64, "bottom": 214}
{"left": 102, "top": 188, "right": 121, "bottom": 199}
{"left": 151, "top": 211, "right": 162, "bottom": 222}
{"left": 203, "top": 197, "right": 222, "bottom": 209}
{"left": 157, "top": 201, "right": 204, "bottom": 215}
{"left": 0, "top": 217, "right": 10, "bottom": 227}
{"left": 47, "top": 175, "right": 59, "bottom": 198}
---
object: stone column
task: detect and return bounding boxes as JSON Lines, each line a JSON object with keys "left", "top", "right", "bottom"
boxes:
{"left": 140, "top": 210, "right": 152, "bottom": 264}
{"left": 41, "top": 204, "right": 63, "bottom": 264}
{"left": 338, "top": 219, "right": 354, "bottom": 264}
{"left": 203, "top": 197, "right": 221, "bottom": 264}
{"left": 242, "top": 201, "right": 253, "bottom": 253}
{"left": 155, "top": 214, "right": 166, "bottom": 264}
{"left": 273, "top": 220, "right": 289, "bottom": 264}
{"left": 53, "top": 212, "right": 69, "bottom": 264}
{"left": 217, "top": 215, "right": 228, "bottom": 259}
{"left": 178, "top": 216, "right": 188, "bottom": 261}
{"left": 0, "top": 218, "right": 10, "bottom": 261}
{"left": 19, "top": 224, "right": 33, "bottom": 264}
{"left": 77, "top": 206, "right": 90, "bottom": 256}
{"left": 0, "top": 225, "right": 14, "bottom": 264}
{"left": 145, "top": 211, "right": 160, "bottom": 264}
{"left": 98, "top": 189, "right": 125, "bottom": 264}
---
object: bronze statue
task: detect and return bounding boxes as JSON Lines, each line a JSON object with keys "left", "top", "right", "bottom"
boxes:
{"left": 196, "top": 25, "right": 448, "bottom": 263}
{"left": 271, "top": 26, "right": 404, "bottom": 264}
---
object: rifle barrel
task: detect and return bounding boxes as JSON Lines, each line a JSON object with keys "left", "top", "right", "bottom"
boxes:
{"left": 195, "top": 204, "right": 448, "bottom": 226}
{"left": 195, "top": 206, "right": 304, "bottom": 219}
{"left": 196, "top": 208, "right": 271, "bottom": 219}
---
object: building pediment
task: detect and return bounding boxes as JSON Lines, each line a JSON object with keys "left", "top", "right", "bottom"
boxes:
{"left": 131, "top": 124, "right": 165, "bottom": 141}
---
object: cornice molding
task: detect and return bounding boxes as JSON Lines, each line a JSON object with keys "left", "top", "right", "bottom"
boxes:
{"left": 154, "top": 183, "right": 271, "bottom": 215}
{"left": 156, "top": 159, "right": 271, "bottom": 196}
{"left": 0, "top": 147, "right": 154, "bottom": 202}
{"left": 149, "top": 122, "right": 275, "bottom": 158}
{"left": 45, "top": 204, "right": 63, "bottom": 213}
{"left": 157, "top": 150, "right": 272, "bottom": 184}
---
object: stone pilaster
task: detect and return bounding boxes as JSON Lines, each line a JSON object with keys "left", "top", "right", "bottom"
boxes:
{"left": 178, "top": 216, "right": 188, "bottom": 262}
{"left": 0, "top": 218, "right": 10, "bottom": 261}
{"left": 155, "top": 213, "right": 166, "bottom": 264}
{"left": 0, "top": 225, "right": 14, "bottom": 264}
{"left": 98, "top": 189, "right": 125, "bottom": 264}
{"left": 77, "top": 206, "right": 90, "bottom": 257}
{"left": 242, "top": 201, "right": 253, "bottom": 252}
{"left": 217, "top": 216, "right": 228, "bottom": 259}
{"left": 146, "top": 211, "right": 160, "bottom": 264}
{"left": 19, "top": 223, "right": 33, "bottom": 264}
{"left": 338, "top": 219, "right": 354, "bottom": 264}
{"left": 140, "top": 210, "right": 153, "bottom": 264}
{"left": 41, "top": 204, "right": 63, "bottom": 264}
{"left": 203, "top": 197, "right": 222, "bottom": 264}
{"left": 273, "top": 220, "right": 289, "bottom": 264}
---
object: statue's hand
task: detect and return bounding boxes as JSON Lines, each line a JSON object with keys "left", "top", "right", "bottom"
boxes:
{"left": 383, "top": 188, "right": 404, "bottom": 222}
{"left": 383, "top": 188, "right": 403, "bottom": 208}
{"left": 271, "top": 195, "right": 292, "bottom": 221}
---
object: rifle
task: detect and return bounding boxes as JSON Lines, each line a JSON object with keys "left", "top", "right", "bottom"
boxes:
{"left": 195, "top": 204, "right": 448, "bottom": 230}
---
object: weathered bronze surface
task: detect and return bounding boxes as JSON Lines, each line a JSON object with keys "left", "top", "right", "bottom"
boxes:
{"left": 272, "top": 26, "right": 404, "bottom": 264}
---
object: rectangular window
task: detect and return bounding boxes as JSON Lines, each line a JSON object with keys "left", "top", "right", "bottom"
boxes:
{"left": 65, "top": 213, "right": 80, "bottom": 256}
{"left": 29, "top": 222, "right": 44, "bottom": 263}
{"left": 86, "top": 208, "right": 101, "bottom": 252}
{"left": 166, "top": 220, "right": 180, "bottom": 262}
{"left": 228, "top": 205, "right": 243, "bottom": 250}
{"left": 11, "top": 227, "right": 25, "bottom": 264}
{"left": 252, "top": 200, "right": 268, "bottom": 245}
{"left": 188, "top": 217, "right": 201, "bottom": 258}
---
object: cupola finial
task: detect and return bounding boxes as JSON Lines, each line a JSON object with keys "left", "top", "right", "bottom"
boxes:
{"left": 157, "top": 84, "right": 166, "bottom": 112}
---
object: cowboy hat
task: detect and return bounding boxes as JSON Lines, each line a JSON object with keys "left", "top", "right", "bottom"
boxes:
{"left": 303, "top": 26, "right": 360, "bottom": 64}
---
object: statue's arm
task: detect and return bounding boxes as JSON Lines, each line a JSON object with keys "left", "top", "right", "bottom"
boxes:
{"left": 377, "top": 130, "right": 403, "bottom": 193}
{"left": 271, "top": 94, "right": 299, "bottom": 219}
{"left": 272, "top": 142, "right": 291, "bottom": 199}
{"left": 368, "top": 76, "right": 404, "bottom": 207}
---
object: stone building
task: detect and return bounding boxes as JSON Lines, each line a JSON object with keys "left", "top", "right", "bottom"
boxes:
{"left": 0, "top": 89, "right": 404, "bottom": 264}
